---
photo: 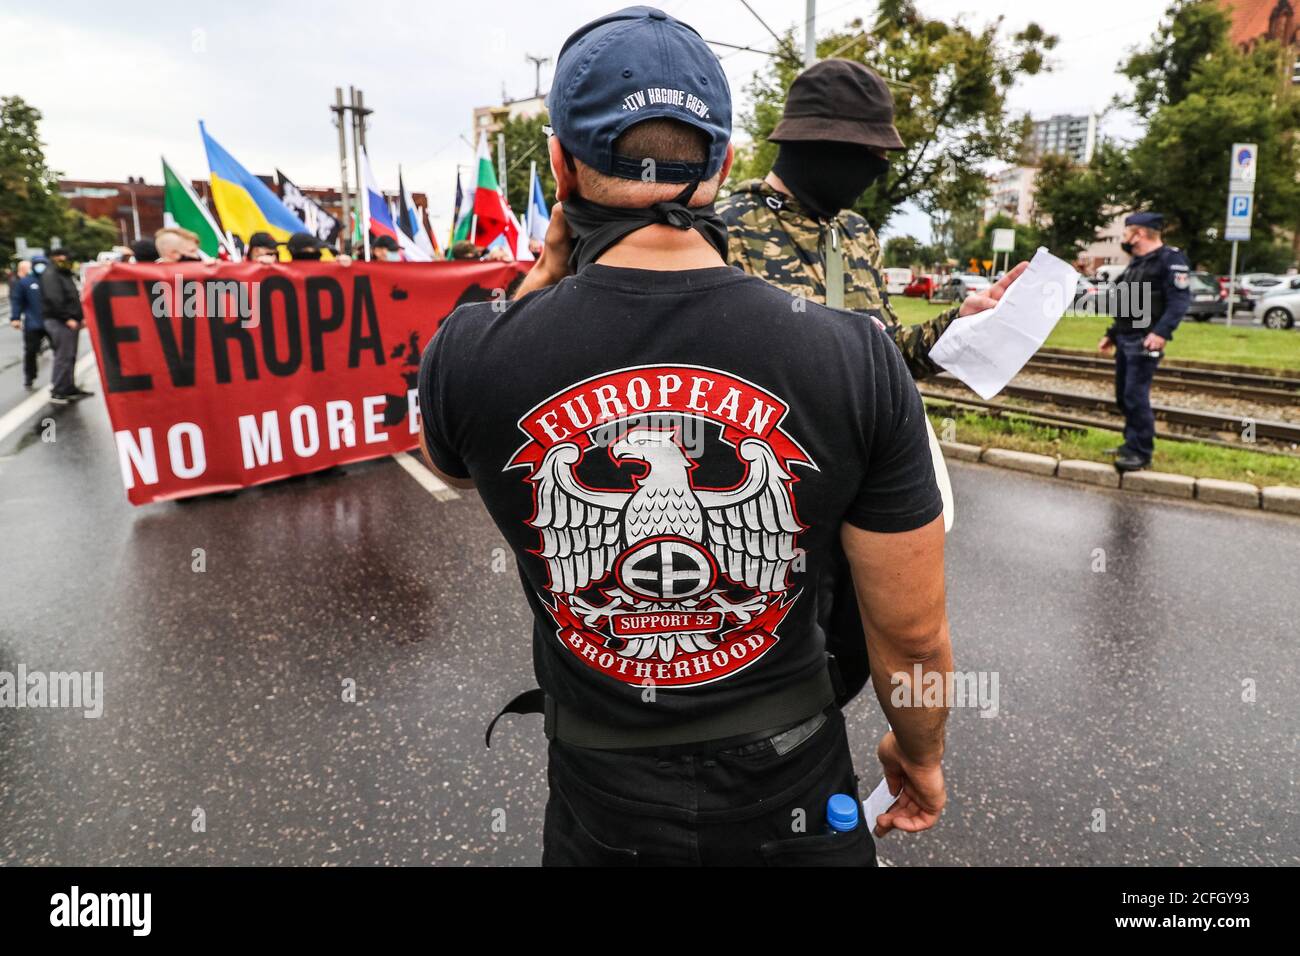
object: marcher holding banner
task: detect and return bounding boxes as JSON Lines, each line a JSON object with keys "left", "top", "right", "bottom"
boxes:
{"left": 81, "top": 260, "right": 527, "bottom": 504}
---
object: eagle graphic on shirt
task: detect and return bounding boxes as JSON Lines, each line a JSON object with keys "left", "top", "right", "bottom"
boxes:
{"left": 506, "top": 364, "right": 817, "bottom": 688}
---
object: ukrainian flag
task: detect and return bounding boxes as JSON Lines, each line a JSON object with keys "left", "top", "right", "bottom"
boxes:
{"left": 200, "top": 121, "right": 306, "bottom": 247}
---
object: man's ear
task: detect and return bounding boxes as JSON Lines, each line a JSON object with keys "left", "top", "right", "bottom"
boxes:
{"left": 550, "top": 138, "right": 576, "bottom": 201}
{"left": 719, "top": 142, "right": 735, "bottom": 184}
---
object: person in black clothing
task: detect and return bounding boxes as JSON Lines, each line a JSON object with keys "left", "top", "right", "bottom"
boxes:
{"left": 419, "top": 6, "right": 953, "bottom": 866}
{"left": 1098, "top": 211, "right": 1191, "bottom": 471}
{"left": 39, "top": 248, "right": 93, "bottom": 405}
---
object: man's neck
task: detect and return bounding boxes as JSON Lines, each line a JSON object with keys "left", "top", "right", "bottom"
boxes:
{"left": 1135, "top": 239, "right": 1164, "bottom": 257}
{"left": 594, "top": 224, "right": 724, "bottom": 271}
{"left": 764, "top": 171, "right": 792, "bottom": 197}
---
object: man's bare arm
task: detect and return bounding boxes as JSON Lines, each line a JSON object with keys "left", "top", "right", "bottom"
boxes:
{"left": 841, "top": 515, "right": 952, "bottom": 834}
{"left": 418, "top": 424, "right": 475, "bottom": 490}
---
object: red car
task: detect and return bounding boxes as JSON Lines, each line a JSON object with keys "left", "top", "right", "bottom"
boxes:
{"left": 904, "top": 275, "right": 938, "bottom": 298}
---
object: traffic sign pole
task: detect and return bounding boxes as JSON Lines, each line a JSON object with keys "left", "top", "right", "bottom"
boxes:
{"left": 1226, "top": 240, "right": 1238, "bottom": 327}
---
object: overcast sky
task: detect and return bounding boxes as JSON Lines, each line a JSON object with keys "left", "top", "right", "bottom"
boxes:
{"left": 2, "top": 0, "right": 1168, "bottom": 241}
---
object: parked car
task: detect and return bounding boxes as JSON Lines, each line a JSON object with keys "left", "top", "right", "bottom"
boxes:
{"left": 1072, "top": 278, "right": 1111, "bottom": 314}
{"left": 882, "top": 267, "right": 914, "bottom": 296}
{"left": 1185, "top": 272, "right": 1225, "bottom": 321}
{"left": 1235, "top": 273, "right": 1285, "bottom": 303}
{"left": 903, "top": 274, "right": 939, "bottom": 298}
{"left": 1258, "top": 276, "right": 1300, "bottom": 330}
{"left": 929, "top": 274, "right": 991, "bottom": 304}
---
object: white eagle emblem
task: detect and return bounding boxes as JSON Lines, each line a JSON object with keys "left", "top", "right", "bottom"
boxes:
{"left": 526, "top": 425, "right": 805, "bottom": 662}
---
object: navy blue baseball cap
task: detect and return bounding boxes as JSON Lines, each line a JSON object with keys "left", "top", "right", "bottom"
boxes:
{"left": 1125, "top": 211, "right": 1165, "bottom": 230}
{"left": 545, "top": 6, "right": 731, "bottom": 183}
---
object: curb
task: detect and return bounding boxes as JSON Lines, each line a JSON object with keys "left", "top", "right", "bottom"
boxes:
{"left": 938, "top": 441, "right": 1300, "bottom": 515}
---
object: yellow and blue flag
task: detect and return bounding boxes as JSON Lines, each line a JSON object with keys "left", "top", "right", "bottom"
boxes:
{"left": 200, "top": 121, "right": 306, "bottom": 247}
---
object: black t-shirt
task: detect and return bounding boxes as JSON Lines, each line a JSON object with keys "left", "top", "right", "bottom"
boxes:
{"left": 419, "top": 264, "right": 940, "bottom": 731}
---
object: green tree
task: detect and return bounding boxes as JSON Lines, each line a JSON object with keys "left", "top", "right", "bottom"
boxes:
{"left": 1032, "top": 147, "right": 1123, "bottom": 261}
{"left": 729, "top": 0, "right": 1056, "bottom": 231}
{"left": 883, "top": 234, "right": 923, "bottom": 267}
{"left": 1120, "top": 0, "right": 1229, "bottom": 118}
{"left": 1, "top": 95, "right": 65, "bottom": 258}
{"left": 1117, "top": 1, "right": 1300, "bottom": 270}
{"left": 952, "top": 213, "right": 1039, "bottom": 273}
{"left": 498, "top": 112, "right": 556, "bottom": 217}
{"left": 1, "top": 95, "right": 116, "bottom": 263}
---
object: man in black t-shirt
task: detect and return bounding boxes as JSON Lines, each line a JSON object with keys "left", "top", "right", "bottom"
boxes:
{"left": 419, "top": 6, "right": 953, "bottom": 866}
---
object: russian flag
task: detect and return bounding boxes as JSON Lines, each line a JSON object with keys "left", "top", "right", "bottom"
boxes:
{"left": 360, "top": 147, "right": 398, "bottom": 244}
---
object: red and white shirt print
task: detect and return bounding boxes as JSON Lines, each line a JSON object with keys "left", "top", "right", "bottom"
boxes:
{"left": 505, "top": 364, "right": 818, "bottom": 688}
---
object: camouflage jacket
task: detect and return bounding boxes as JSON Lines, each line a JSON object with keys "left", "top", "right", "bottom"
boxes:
{"left": 718, "top": 179, "right": 958, "bottom": 381}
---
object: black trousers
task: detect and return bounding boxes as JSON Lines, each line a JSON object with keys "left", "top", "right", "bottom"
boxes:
{"left": 22, "top": 327, "right": 50, "bottom": 385}
{"left": 542, "top": 707, "right": 876, "bottom": 866}
{"left": 43, "top": 319, "right": 78, "bottom": 396}
{"left": 1114, "top": 332, "right": 1160, "bottom": 461}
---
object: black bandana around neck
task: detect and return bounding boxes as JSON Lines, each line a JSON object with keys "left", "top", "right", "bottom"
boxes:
{"left": 561, "top": 180, "right": 729, "bottom": 273}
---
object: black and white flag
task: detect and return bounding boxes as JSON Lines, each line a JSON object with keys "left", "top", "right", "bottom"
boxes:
{"left": 276, "top": 169, "right": 341, "bottom": 245}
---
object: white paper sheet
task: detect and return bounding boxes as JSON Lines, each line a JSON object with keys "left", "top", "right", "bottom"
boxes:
{"left": 862, "top": 776, "right": 902, "bottom": 838}
{"left": 927, "top": 247, "right": 1080, "bottom": 400}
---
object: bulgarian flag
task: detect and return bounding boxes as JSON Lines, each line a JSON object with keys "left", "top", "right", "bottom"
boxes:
{"left": 452, "top": 135, "right": 509, "bottom": 248}
{"left": 162, "top": 156, "right": 235, "bottom": 259}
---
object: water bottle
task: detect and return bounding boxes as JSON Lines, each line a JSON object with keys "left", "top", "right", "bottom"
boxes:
{"left": 826, "top": 793, "right": 860, "bottom": 834}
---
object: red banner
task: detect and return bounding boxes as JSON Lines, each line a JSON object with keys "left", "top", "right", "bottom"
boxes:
{"left": 82, "top": 261, "right": 529, "bottom": 505}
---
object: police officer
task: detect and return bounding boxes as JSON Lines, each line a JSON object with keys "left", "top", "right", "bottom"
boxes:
{"left": 1098, "top": 212, "right": 1190, "bottom": 472}
{"left": 423, "top": 6, "right": 952, "bottom": 866}
{"left": 718, "top": 58, "right": 1024, "bottom": 380}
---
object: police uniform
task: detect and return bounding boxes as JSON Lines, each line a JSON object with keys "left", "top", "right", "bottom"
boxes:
{"left": 719, "top": 179, "right": 958, "bottom": 380}
{"left": 1105, "top": 212, "right": 1191, "bottom": 467}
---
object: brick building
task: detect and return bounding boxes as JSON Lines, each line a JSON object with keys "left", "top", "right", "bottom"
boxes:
{"left": 60, "top": 176, "right": 425, "bottom": 247}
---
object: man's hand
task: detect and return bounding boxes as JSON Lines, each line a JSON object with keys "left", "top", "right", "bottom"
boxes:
{"left": 957, "top": 261, "right": 1029, "bottom": 317}
{"left": 1142, "top": 332, "right": 1166, "bottom": 351}
{"left": 874, "top": 730, "right": 946, "bottom": 836}
{"left": 65, "top": 320, "right": 79, "bottom": 330}
{"left": 9, "top": 320, "right": 19, "bottom": 330}
{"left": 514, "top": 204, "right": 573, "bottom": 298}
{"left": 1098, "top": 335, "right": 1115, "bottom": 354}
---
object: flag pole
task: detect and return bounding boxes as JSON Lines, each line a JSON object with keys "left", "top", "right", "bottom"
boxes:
{"left": 527, "top": 161, "right": 537, "bottom": 242}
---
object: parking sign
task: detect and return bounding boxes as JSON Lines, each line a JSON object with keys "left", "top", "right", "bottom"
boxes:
{"left": 1225, "top": 190, "right": 1253, "bottom": 241}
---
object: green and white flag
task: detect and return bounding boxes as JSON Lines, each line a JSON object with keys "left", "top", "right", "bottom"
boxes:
{"left": 162, "top": 156, "right": 235, "bottom": 259}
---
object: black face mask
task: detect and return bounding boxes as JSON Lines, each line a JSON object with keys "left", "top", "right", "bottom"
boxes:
{"left": 1120, "top": 241, "right": 1135, "bottom": 255}
{"left": 561, "top": 179, "right": 729, "bottom": 273}
{"left": 771, "top": 141, "right": 890, "bottom": 220}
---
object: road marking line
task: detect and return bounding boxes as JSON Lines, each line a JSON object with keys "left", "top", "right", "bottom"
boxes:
{"left": 393, "top": 450, "right": 460, "bottom": 501}
{"left": 0, "top": 353, "right": 96, "bottom": 444}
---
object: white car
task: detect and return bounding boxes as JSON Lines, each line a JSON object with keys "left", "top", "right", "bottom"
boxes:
{"left": 1258, "top": 276, "right": 1300, "bottom": 330}
{"left": 882, "top": 267, "right": 913, "bottom": 296}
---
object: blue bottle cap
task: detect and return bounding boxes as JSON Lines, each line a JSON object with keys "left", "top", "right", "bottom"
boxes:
{"left": 826, "top": 793, "right": 860, "bottom": 832}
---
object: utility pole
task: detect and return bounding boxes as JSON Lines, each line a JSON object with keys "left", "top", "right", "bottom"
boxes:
{"left": 804, "top": 0, "right": 817, "bottom": 66}
{"left": 331, "top": 87, "right": 352, "bottom": 252}
{"left": 525, "top": 54, "right": 551, "bottom": 97}
{"left": 349, "top": 86, "right": 373, "bottom": 259}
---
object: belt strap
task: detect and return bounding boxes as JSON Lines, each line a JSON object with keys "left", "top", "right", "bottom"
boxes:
{"left": 824, "top": 223, "right": 845, "bottom": 310}
{"left": 486, "top": 668, "right": 834, "bottom": 751}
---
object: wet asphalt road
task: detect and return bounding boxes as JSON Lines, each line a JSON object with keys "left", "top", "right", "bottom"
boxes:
{"left": 1, "top": 326, "right": 1297, "bottom": 866}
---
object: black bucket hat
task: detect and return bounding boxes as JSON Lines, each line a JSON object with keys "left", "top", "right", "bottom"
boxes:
{"left": 770, "top": 58, "right": 905, "bottom": 151}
